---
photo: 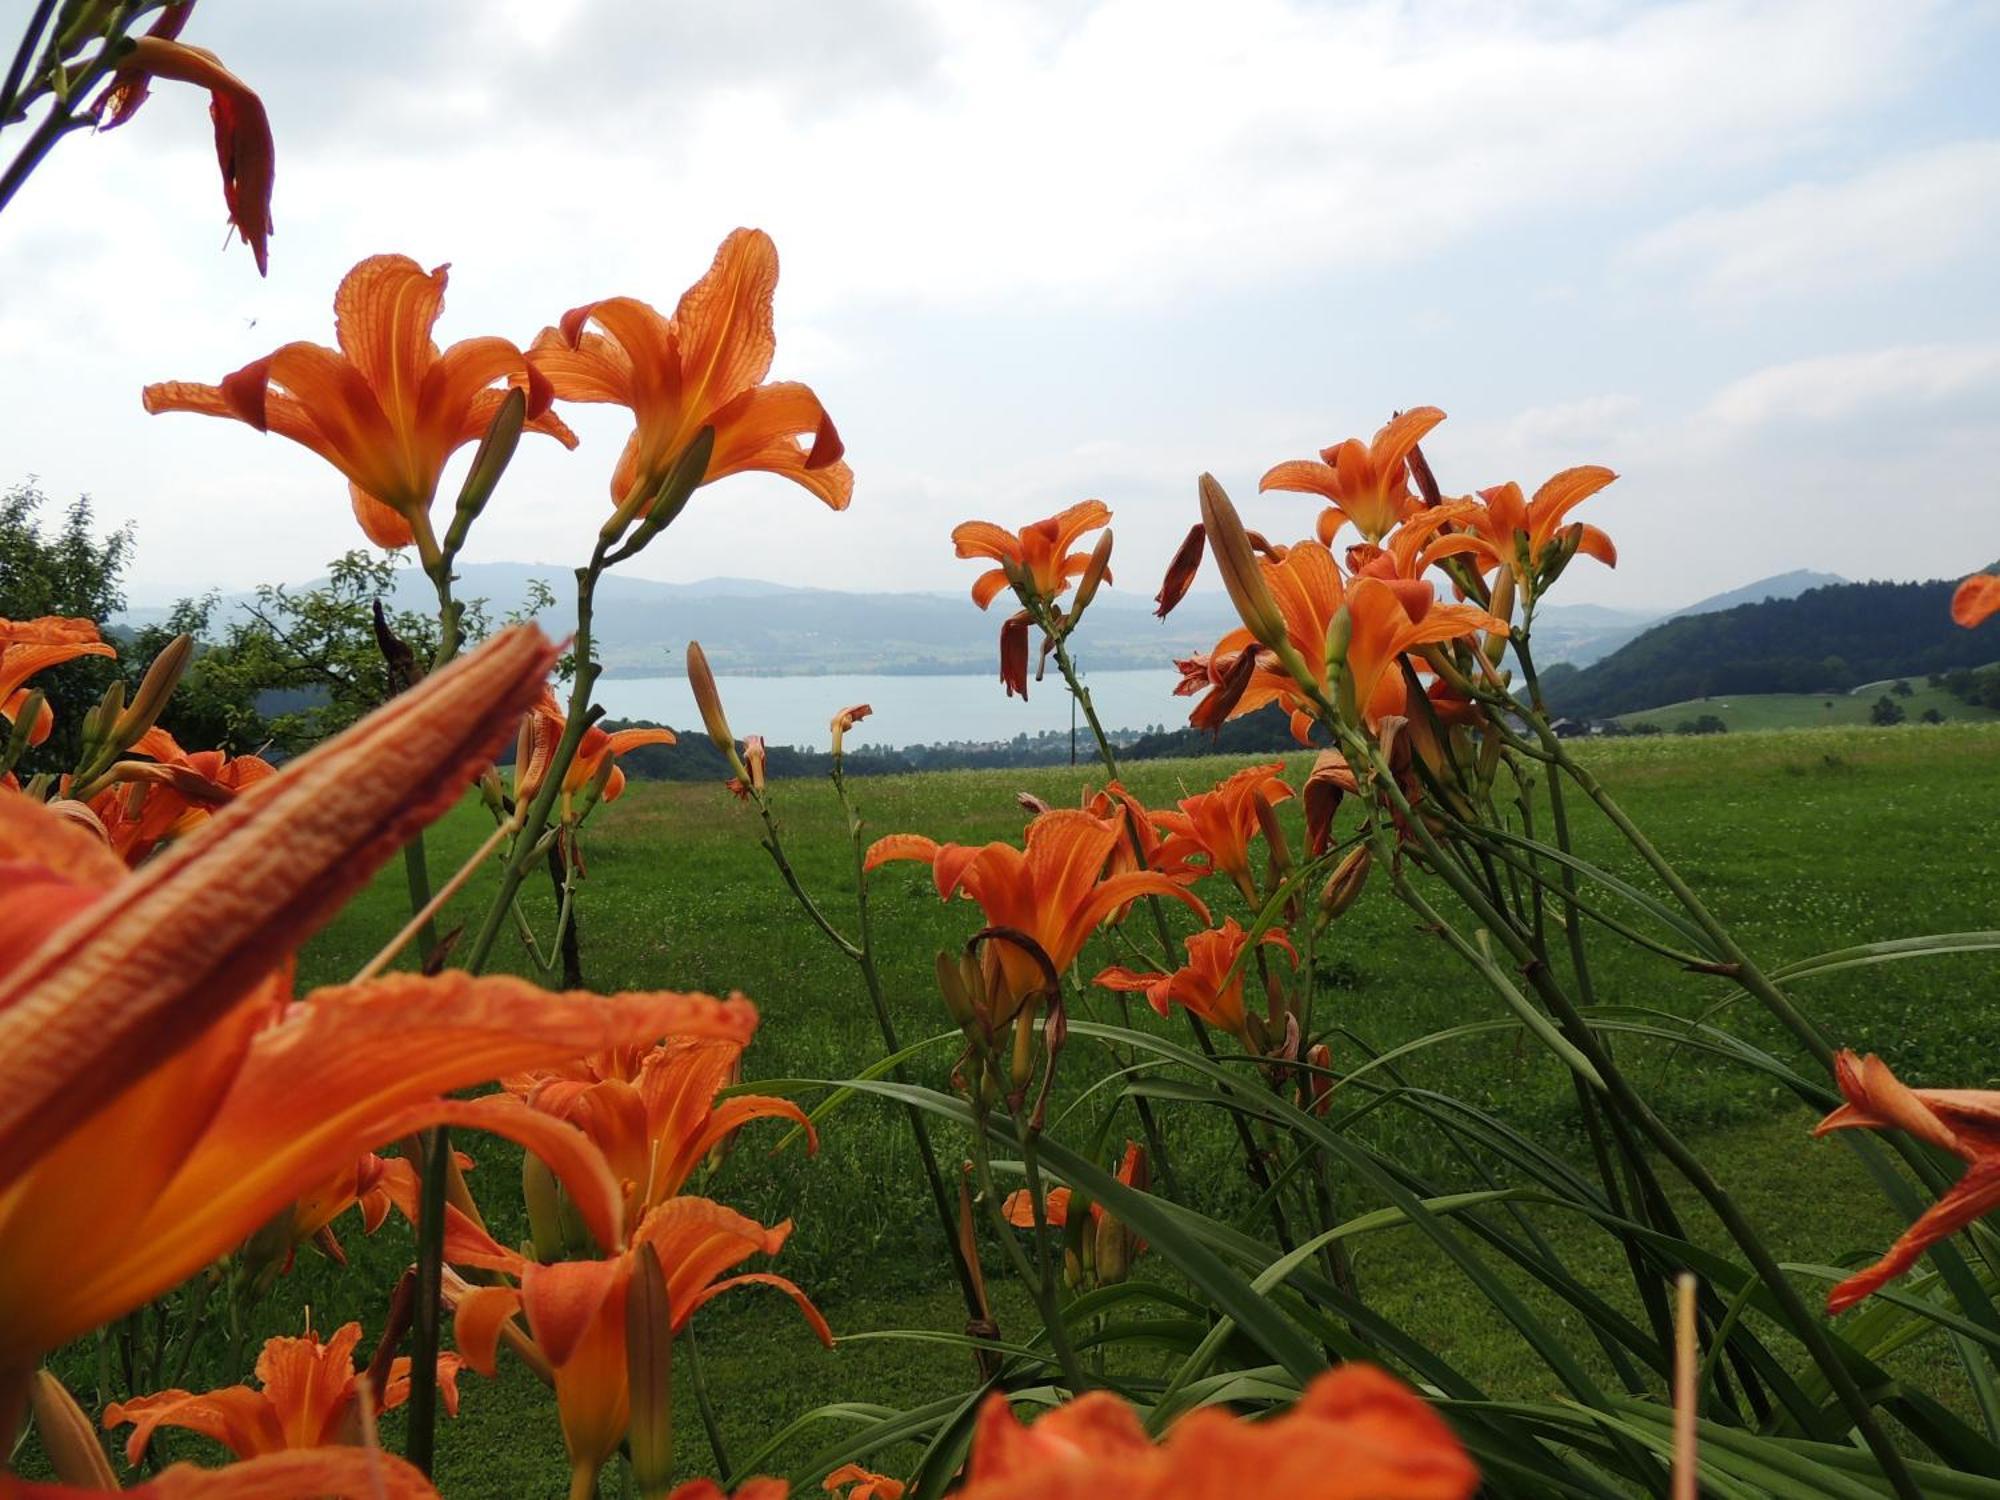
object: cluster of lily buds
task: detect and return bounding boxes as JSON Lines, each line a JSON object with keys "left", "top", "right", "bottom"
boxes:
{"left": 1002, "top": 1141, "right": 1149, "bottom": 1289}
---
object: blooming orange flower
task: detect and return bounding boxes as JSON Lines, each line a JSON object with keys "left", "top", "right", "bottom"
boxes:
{"left": 1260, "top": 408, "right": 1446, "bottom": 546}
{"left": 1953, "top": 572, "right": 2000, "bottom": 628}
{"left": 0, "top": 628, "right": 759, "bottom": 1396}
{"left": 956, "top": 1363, "right": 1477, "bottom": 1500}
{"left": 1813, "top": 1050, "right": 2000, "bottom": 1313}
{"left": 451, "top": 1196, "right": 830, "bottom": 1499}
{"left": 824, "top": 1464, "right": 905, "bottom": 1500}
{"left": 866, "top": 809, "right": 1208, "bottom": 1014}
{"left": 143, "top": 256, "right": 577, "bottom": 554}
{"left": 95, "top": 32, "right": 275, "bottom": 275}
{"left": 1150, "top": 762, "right": 1293, "bottom": 902}
{"left": 515, "top": 688, "right": 677, "bottom": 816}
{"left": 953, "top": 501, "right": 1113, "bottom": 610}
{"left": 1190, "top": 545, "right": 1503, "bottom": 740}
{"left": 501, "top": 1034, "right": 812, "bottom": 1226}
{"left": 104, "top": 1321, "right": 464, "bottom": 1464}
{"left": 1454, "top": 468, "right": 1618, "bottom": 590}
{"left": 1095, "top": 918, "right": 1297, "bottom": 1040}
{"left": 280, "top": 1150, "right": 421, "bottom": 1267}
{"left": 529, "top": 228, "right": 851, "bottom": 520}
{"left": 84, "top": 728, "right": 277, "bottom": 865}
{"left": 1, "top": 616, "right": 116, "bottom": 747}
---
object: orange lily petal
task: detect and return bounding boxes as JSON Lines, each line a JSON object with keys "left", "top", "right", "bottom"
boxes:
{"left": 1953, "top": 573, "right": 2000, "bottom": 628}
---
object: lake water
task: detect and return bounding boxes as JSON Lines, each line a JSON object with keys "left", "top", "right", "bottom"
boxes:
{"left": 593, "top": 669, "right": 1189, "bottom": 751}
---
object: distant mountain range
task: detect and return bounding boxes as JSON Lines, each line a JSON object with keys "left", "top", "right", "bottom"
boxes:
{"left": 117, "top": 563, "right": 1849, "bottom": 679}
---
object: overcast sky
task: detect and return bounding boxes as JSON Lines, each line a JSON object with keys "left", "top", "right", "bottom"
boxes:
{"left": 3, "top": 0, "right": 1997, "bottom": 612}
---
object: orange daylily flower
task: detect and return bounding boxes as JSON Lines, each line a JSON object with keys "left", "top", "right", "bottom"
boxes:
{"left": 824, "top": 1464, "right": 905, "bottom": 1500}
{"left": 0, "top": 628, "right": 760, "bottom": 1396}
{"left": 1454, "top": 469, "right": 1619, "bottom": 589}
{"left": 94, "top": 34, "right": 275, "bottom": 275}
{"left": 143, "top": 256, "right": 577, "bottom": 554}
{"left": 1813, "top": 1050, "right": 2000, "bottom": 1313}
{"left": 104, "top": 1321, "right": 464, "bottom": 1464}
{"left": 1150, "top": 762, "right": 1294, "bottom": 901}
{"left": 1, "top": 616, "right": 116, "bottom": 747}
{"left": 953, "top": 501, "right": 1113, "bottom": 611}
{"left": 0, "top": 1447, "right": 442, "bottom": 1498}
{"left": 515, "top": 688, "right": 677, "bottom": 815}
{"left": 1191, "top": 545, "right": 1503, "bottom": 740}
{"left": 1260, "top": 408, "right": 1446, "bottom": 546}
{"left": 1003, "top": 1140, "right": 1149, "bottom": 1285}
{"left": 956, "top": 1363, "right": 1477, "bottom": 1500}
{"left": 451, "top": 1196, "right": 831, "bottom": 1500}
{"left": 84, "top": 727, "right": 276, "bottom": 865}
{"left": 1953, "top": 572, "right": 2000, "bottom": 628}
{"left": 865, "top": 809, "right": 1209, "bottom": 1014}
{"left": 280, "top": 1149, "right": 421, "bottom": 1267}
{"left": 1095, "top": 918, "right": 1297, "bottom": 1040}
{"left": 502, "top": 1034, "right": 813, "bottom": 1226}
{"left": 529, "top": 227, "right": 851, "bottom": 518}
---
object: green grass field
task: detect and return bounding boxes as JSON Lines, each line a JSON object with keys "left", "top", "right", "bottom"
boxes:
{"left": 42, "top": 722, "right": 2000, "bottom": 1495}
{"left": 1612, "top": 679, "right": 1997, "bottom": 732}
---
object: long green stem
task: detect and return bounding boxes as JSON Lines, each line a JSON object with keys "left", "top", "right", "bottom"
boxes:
{"left": 403, "top": 1126, "right": 451, "bottom": 1475}
{"left": 1037, "top": 606, "right": 1183, "bottom": 1195}
{"left": 828, "top": 759, "right": 991, "bottom": 1327}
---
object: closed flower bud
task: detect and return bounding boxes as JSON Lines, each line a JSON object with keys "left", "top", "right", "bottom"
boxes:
{"left": 447, "top": 386, "right": 528, "bottom": 556}
{"left": 1305, "top": 1042, "right": 1334, "bottom": 1117}
{"left": 1254, "top": 789, "right": 1293, "bottom": 880}
{"left": 1318, "top": 845, "right": 1372, "bottom": 923}
{"left": 113, "top": 632, "right": 193, "bottom": 750}
{"left": 1324, "top": 604, "right": 1353, "bottom": 678}
{"left": 28, "top": 1369, "right": 117, "bottom": 1491}
{"left": 1070, "top": 529, "right": 1114, "bottom": 618}
{"left": 624, "top": 1242, "right": 675, "bottom": 1499}
{"left": 522, "top": 1150, "right": 570, "bottom": 1263}
{"left": 1198, "top": 474, "right": 1290, "bottom": 654}
{"left": 685, "top": 641, "right": 737, "bottom": 756}
{"left": 743, "top": 734, "right": 767, "bottom": 794}
{"left": 1155, "top": 522, "right": 1206, "bottom": 619}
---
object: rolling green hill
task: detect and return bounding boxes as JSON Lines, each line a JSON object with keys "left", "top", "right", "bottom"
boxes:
{"left": 1541, "top": 577, "right": 1988, "bottom": 719}
{"left": 1611, "top": 679, "right": 1998, "bottom": 732}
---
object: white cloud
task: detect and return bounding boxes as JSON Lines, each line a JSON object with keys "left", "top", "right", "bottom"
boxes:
{"left": 1626, "top": 140, "right": 2000, "bottom": 305}
{"left": 1702, "top": 344, "right": 2000, "bottom": 428}
{"left": 0, "top": 0, "right": 1991, "bottom": 614}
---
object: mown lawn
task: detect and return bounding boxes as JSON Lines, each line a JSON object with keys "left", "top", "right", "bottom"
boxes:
{"left": 37, "top": 723, "right": 2000, "bottom": 1496}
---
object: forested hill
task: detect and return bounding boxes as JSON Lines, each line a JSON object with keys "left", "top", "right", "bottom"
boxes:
{"left": 1538, "top": 578, "right": 1986, "bottom": 720}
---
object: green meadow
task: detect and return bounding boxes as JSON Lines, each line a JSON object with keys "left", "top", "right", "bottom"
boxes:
{"left": 1611, "top": 680, "right": 1998, "bottom": 732}
{"left": 45, "top": 722, "right": 2000, "bottom": 1495}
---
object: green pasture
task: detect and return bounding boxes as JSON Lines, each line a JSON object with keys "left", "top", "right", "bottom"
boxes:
{"left": 1612, "top": 680, "right": 1996, "bottom": 732}
{"left": 39, "top": 722, "right": 2000, "bottom": 1495}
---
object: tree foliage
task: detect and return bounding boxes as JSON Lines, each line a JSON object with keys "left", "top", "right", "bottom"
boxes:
{"left": 0, "top": 479, "right": 132, "bottom": 768}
